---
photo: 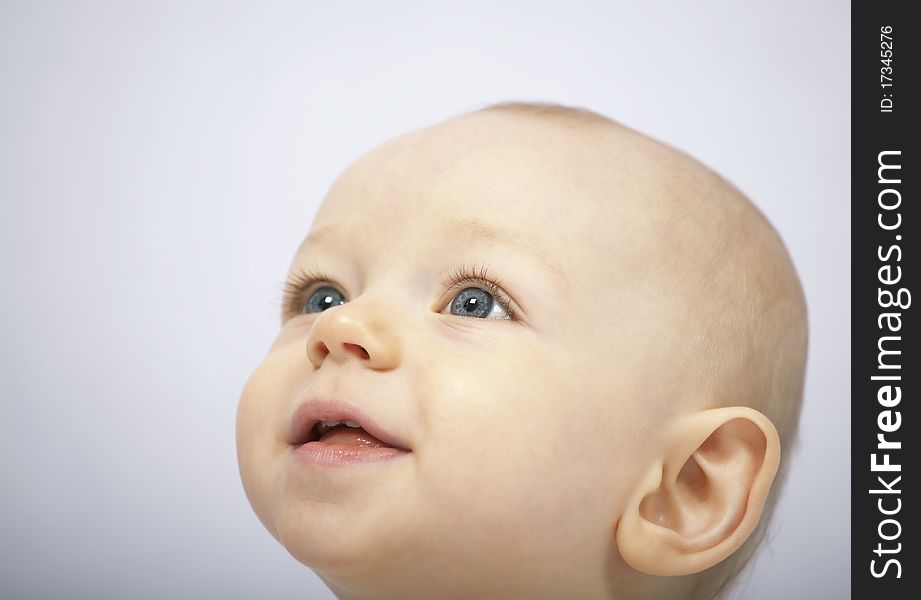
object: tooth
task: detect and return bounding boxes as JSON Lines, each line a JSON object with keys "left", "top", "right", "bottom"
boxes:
{"left": 344, "top": 421, "right": 360, "bottom": 428}
{"left": 324, "top": 421, "right": 342, "bottom": 426}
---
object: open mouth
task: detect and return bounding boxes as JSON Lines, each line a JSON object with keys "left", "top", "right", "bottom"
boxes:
{"left": 306, "top": 420, "right": 390, "bottom": 447}
{"left": 288, "top": 401, "right": 412, "bottom": 467}
{"left": 288, "top": 399, "right": 412, "bottom": 452}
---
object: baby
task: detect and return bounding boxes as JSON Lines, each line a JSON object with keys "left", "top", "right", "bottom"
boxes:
{"left": 236, "top": 102, "right": 808, "bottom": 600}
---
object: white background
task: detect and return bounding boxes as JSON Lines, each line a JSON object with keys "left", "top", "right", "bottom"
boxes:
{"left": 0, "top": 2, "right": 849, "bottom": 599}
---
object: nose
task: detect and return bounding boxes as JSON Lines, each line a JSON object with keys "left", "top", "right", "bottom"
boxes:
{"left": 305, "top": 300, "right": 402, "bottom": 371}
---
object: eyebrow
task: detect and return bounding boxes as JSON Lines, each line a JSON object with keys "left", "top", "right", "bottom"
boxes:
{"left": 297, "top": 226, "right": 334, "bottom": 253}
{"left": 297, "top": 219, "right": 568, "bottom": 288}
{"left": 438, "top": 218, "right": 568, "bottom": 287}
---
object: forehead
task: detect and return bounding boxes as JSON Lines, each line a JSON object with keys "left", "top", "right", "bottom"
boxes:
{"left": 306, "top": 114, "right": 675, "bottom": 284}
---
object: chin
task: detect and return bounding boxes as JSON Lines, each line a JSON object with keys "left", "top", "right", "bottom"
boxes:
{"left": 281, "top": 534, "right": 353, "bottom": 572}
{"left": 274, "top": 510, "right": 394, "bottom": 576}
{"left": 280, "top": 531, "right": 418, "bottom": 600}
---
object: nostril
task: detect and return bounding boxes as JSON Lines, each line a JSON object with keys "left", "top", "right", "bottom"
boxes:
{"left": 316, "top": 342, "right": 329, "bottom": 358}
{"left": 344, "top": 343, "right": 370, "bottom": 360}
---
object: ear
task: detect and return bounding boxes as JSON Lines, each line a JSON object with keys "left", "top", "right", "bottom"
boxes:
{"left": 615, "top": 407, "right": 780, "bottom": 576}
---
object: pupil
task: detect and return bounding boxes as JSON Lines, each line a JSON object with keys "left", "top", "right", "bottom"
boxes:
{"left": 306, "top": 286, "right": 345, "bottom": 313}
{"left": 451, "top": 287, "right": 492, "bottom": 318}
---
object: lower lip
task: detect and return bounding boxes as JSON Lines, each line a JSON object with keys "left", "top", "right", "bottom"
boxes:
{"left": 292, "top": 441, "right": 411, "bottom": 467}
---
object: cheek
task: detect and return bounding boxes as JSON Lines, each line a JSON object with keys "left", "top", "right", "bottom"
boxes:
{"left": 419, "top": 336, "right": 656, "bottom": 547}
{"left": 236, "top": 355, "right": 292, "bottom": 448}
{"left": 414, "top": 343, "right": 625, "bottom": 543}
{"left": 237, "top": 327, "right": 311, "bottom": 449}
{"left": 236, "top": 353, "right": 296, "bottom": 533}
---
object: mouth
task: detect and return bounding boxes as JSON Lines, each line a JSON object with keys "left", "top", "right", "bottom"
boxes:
{"left": 288, "top": 399, "right": 412, "bottom": 453}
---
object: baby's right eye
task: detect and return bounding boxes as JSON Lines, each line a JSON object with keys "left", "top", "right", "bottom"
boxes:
{"left": 303, "top": 285, "right": 346, "bottom": 314}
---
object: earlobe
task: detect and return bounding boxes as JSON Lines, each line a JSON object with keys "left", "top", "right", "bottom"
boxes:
{"left": 615, "top": 407, "right": 780, "bottom": 576}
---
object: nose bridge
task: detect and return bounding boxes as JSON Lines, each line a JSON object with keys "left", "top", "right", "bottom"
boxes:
{"left": 305, "top": 296, "right": 402, "bottom": 371}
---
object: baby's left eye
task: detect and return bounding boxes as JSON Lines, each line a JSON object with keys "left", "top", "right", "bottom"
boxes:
{"left": 442, "top": 287, "right": 512, "bottom": 320}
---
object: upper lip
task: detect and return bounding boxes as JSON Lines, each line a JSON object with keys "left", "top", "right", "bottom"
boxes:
{"left": 288, "top": 399, "right": 411, "bottom": 451}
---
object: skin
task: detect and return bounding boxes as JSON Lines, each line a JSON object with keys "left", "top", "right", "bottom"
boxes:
{"left": 236, "top": 110, "right": 804, "bottom": 600}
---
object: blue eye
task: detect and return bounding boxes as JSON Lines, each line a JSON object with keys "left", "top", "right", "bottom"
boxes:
{"left": 440, "top": 263, "right": 516, "bottom": 320}
{"left": 304, "top": 285, "right": 346, "bottom": 313}
{"left": 447, "top": 286, "right": 511, "bottom": 320}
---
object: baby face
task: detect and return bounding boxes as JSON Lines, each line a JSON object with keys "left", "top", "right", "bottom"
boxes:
{"left": 236, "top": 114, "right": 694, "bottom": 598}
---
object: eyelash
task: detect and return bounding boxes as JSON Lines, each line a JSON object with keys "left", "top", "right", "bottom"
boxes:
{"left": 441, "top": 262, "right": 518, "bottom": 321}
{"left": 281, "top": 266, "right": 345, "bottom": 319}
{"left": 281, "top": 262, "right": 518, "bottom": 321}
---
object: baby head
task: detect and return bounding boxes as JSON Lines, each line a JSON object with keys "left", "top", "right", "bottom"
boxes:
{"left": 236, "top": 103, "right": 807, "bottom": 600}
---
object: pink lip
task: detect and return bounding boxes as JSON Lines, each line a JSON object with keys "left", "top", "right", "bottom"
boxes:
{"left": 288, "top": 399, "right": 412, "bottom": 465}
{"left": 292, "top": 442, "right": 410, "bottom": 467}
